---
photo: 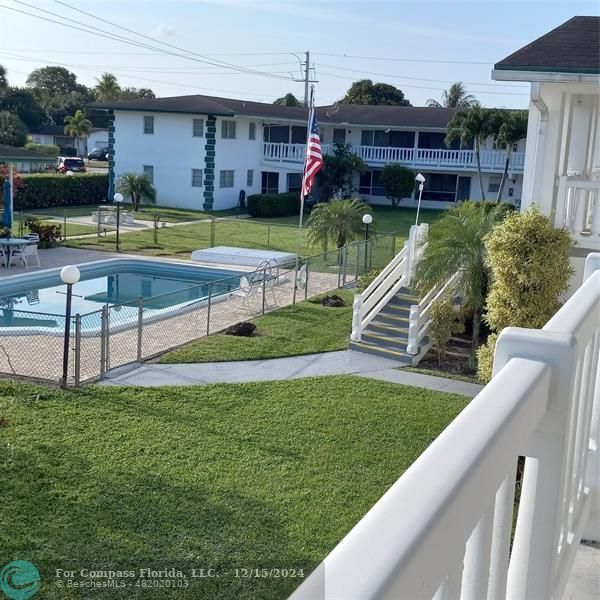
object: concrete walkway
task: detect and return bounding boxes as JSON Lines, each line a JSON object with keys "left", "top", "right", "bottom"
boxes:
{"left": 100, "top": 350, "right": 483, "bottom": 397}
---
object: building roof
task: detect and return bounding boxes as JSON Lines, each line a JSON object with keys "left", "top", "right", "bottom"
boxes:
{"left": 0, "top": 144, "right": 56, "bottom": 162}
{"left": 494, "top": 16, "right": 600, "bottom": 75}
{"left": 28, "top": 126, "right": 107, "bottom": 136}
{"left": 88, "top": 95, "right": 458, "bottom": 128}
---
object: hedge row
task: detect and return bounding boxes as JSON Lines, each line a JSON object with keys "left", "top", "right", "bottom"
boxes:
{"left": 14, "top": 173, "right": 109, "bottom": 210}
{"left": 24, "top": 143, "right": 60, "bottom": 157}
{"left": 247, "top": 192, "right": 300, "bottom": 217}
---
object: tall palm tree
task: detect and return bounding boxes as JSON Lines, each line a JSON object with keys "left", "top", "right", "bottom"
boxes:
{"left": 414, "top": 201, "right": 505, "bottom": 365}
{"left": 494, "top": 110, "right": 528, "bottom": 202}
{"left": 427, "top": 82, "right": 478, "bottom": 109}
{"left": 94, "top": 72, "right": 121, "bottom": 101}
{"left": 64, "top": 110, "right": 93, "bottom": 156}
{"left": 445, "top": 105, "right": 496, "bottom": 201}
{"left": 117, "top": 172, "right": 156, "bottom": 211}
{"left": 307, "top": 198, "right": 372, "bottom": 249}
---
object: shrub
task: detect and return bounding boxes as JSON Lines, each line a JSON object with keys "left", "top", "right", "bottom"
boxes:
{"left": 24, "top": 142, "right": 60, "bottom": 157}
{"left": 358, "top": 268, "right": 381, "bottom": 292}
{"left": 247, "top": 192, "right": 300, "bottom": 217}
{"left": 473, "top": 200, "right": 515, "bottom": 219}
{"left": 381, "top": 163, "right": 415, "bottom": 207}
{"left": 476, "top": 333, "right": 498, "bottom": 383}
{"left": 429, "top": 296, "right": 465, "bottom": 365}
{"left": 14, "top": 173, "right": 108, "bottom": 210}
{"left": 23, "top": 216, "right": 61, "bottom": 248}
{"left": 59, "top": 146, "right": 77, "bottom": 157}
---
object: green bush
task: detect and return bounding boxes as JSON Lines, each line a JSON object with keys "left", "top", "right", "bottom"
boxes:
{"left": 476, "top": 333, "right": 498, "bottom": 383}
{"left": 381, "top": 163, "right": 415, "bottom": 207}
{"left": 15, "top": 173, "right": 109, "bottom": 210}
{"left": 23, "top": 216, "right": 61, "bottom": 248}
{"left": 358, "top": 268, "right": 382, "bottom": 292}
{"left": 473, "top": 200, "right": 515, "bottom": 219}
{"left": 24, "top": 142, "right": 60, "bottom": 157}
{"left": 247, "top": 192, "right": 300, "bottom": 217}
{"left": 430, "top": 296, "right": 465, "bottom": 365}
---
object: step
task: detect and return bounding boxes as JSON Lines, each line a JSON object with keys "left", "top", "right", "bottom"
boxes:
{"left": 388, "top": 294, "right": 418, "bottom": 308}
{"left": 362, "top": 331, "right": 409, "bottom": 352}
{"left": 349, "top": 340, "right": 413, "bottom": 363}
{"left": 381, "top": 302, "right": 411, "bottom": 315}
{"left": 376, "top": 311, "right": 411, "bottom": 325}
{"left": 367, "top": 321, "right": 410, "bottom": 337}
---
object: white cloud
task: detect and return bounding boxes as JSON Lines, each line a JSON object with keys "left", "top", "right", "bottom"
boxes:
{"left": 149, "top": 24, "right": 176, "bottom": 38}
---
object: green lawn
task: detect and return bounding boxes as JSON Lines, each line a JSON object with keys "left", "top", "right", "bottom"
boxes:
{"left": 0, "top": 377, "right": 468, "bottom": 599}
{"left": 160, "top": 290, "right": 354, "bottom": 364}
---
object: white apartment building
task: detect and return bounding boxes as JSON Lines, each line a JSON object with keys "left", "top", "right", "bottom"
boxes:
{"left": 93, "top": 97, "right": 526, "bottom": 212}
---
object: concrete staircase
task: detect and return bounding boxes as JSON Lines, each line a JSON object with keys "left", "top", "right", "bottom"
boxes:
{"left": 349, "top": 287, "right": 430, "bottom": 365}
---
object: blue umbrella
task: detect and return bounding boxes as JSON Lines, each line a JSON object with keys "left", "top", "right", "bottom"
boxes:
{"left": 3, "top": 178, "right": 12, "bottom": 230}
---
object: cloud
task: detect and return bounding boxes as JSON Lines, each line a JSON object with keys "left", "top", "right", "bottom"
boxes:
{"left": 149, "top": 24, "right": 175, "bottom": 38}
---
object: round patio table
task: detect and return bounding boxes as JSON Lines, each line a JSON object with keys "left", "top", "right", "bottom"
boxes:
{"left": 0, "top": 238, "right": 29, "bottom": 268}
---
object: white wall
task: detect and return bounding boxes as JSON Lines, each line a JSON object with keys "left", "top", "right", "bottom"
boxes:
{"left": 87, "top": 130, "right": 109, "bottom": 151}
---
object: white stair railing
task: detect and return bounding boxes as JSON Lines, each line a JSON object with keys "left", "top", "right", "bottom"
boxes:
{"left": 351, "top": 224, "right": 428, "bottom": 342}
{"left": 291, "top": 252, "right": 600, "bottom": 600}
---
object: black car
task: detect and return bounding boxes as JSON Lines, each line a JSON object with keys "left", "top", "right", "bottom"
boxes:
{"left": 88, "top": 146, "right": 109, "bottom": 160}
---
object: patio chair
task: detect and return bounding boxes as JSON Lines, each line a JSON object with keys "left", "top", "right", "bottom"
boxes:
{"left": 296, "top": 264, "right": 307, "bottom": 290}
{"left": 11, "top": 240, "right": 40, "bottom": 269}
{"left": 0, "top": 244, "right": 6, "bottom": 268}
{"left": 230, "top": 275, "right": 261, "bottom": 308}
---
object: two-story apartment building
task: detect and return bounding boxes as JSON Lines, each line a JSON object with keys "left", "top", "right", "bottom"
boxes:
{"left": 91, "top": 96, "right": 526, "bottom": 212}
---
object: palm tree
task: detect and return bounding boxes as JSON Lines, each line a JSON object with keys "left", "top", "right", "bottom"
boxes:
{"left": 307, "top": 198, "right": 372, "bottom": 249}
{"left": 445, "top": 105, "right": 496, "bottom": 201}
{"left": 494, "top": 110, "right": 528, "bottom": 202}
{"left": 414, "top": 201, "right": 505, "bottom": 365}
{"left": 427, "top": 82, "right": 478, "bottom": 109}
{"left": 117, "top": 173, "right": 156, "bottom": 211}
{"left": 64, "top": 110, "right": 93, "bottom": 156}
{"left": 95, "top": 73, "right": 121, "bottom": 101}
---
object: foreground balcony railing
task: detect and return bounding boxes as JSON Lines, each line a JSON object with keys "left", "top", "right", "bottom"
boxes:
{"left": 262, "top": 142, "right": 525, "bottom": 173}
{"left": 291, "top": 253, "right": 600, "bottom": 600}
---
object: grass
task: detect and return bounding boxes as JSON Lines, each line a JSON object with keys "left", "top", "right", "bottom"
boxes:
{"left": 0, "top": 377, "right": 468, "bottom": 599}
{"left": 160, "top": 290, "right": 354, "bottom": 364}
{"left": 86, "top": 160, "right": 109, "bottom": 168}
{"left": 403, "top": 366, "right": 481, "bottom": 384}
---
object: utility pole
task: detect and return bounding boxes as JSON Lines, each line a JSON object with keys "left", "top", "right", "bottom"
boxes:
{"left": 303, "top": 51, "right": 310, "bottom": 108}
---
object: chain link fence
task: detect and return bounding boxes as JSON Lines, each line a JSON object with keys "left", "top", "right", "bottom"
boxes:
{"left": 0, "top": 234, "right": 396, "bottom": 386}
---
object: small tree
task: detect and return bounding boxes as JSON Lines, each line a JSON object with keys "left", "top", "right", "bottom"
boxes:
{"left": 0, "top": 111, "right": 27, "bottom": 146}
{"left": 429, "top": 296, "right": 465, "bottom": 366}
{"left": 476, "top": 207, "right": 574, "bottom": 382}
{"left": 381, "top": 163, "right": 415, "bottom": 207}
{"left": 315, "top": 143, "right": 366, "bottom": 200}
{"left": 117, "top": 173, "right": 156, "bottom": 211}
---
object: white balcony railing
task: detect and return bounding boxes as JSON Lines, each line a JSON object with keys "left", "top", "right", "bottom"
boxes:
{"left": 291, "top": 252, "right": 600, "bottom": 600}
{"left": 556, "top": 175, "right": 600, "bottom": 247}
{"left": 262, "top": 142, "right": 526, "bottom": 173}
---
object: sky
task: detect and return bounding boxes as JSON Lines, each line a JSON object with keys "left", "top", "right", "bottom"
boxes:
{"left": 0, "top": 0, "right": 598, "bottom": 109}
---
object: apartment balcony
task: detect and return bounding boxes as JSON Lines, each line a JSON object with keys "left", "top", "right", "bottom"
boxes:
{"left": 262, "top": 142, "right": 526, "bottom": 173}
{"left": 556, "top": 176, "right": 600, "bottom": 249}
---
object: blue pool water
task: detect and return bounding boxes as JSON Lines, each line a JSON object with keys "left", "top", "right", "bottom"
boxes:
{"left": 0, "top": 259, "right": 244, "bottom": 333}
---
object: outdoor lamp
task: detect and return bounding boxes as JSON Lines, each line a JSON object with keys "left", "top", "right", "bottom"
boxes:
{"left": 362, "top": 213, "right": 373, "bottom": 272}
{"left": 415, "top": 173, "right": 426, "bottom": 226}
{"left": 362, "top": 213, "right": 373, "bottom": 226}
{"left": 60, "top": 265, "right": 80, "bottom": 389}
{"left": 114, "top": 192, "right": 124, "bottom": 253}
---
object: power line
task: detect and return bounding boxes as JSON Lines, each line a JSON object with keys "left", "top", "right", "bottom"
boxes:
{"left": 1, "top": 49, "right": 301, "bottom": 56}
{"left": 313, "top": 52, "right": 496, "bottom": 65}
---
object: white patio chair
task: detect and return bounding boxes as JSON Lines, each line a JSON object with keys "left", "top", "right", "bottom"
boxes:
{"left": 230, "top": 275, "right": 261, "bottom": 309}
{"left": 0, "top": 244, "right": 6, "bottom": 268}
{"left": 11, "top": 241, "right": 40, "bottom": 269}
{"left": 296, "top": 264, "right": 307, "bottom": 290}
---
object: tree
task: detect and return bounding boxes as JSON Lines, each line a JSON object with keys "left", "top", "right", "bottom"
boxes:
{"left": 307, "top": 198, "right": 372, "bottom": 249}
{"left": 315, "top": 143, "right": 366, "bottom": 200}
{"left": 0, "top": 65, "right": 7, "bottom": 96}
{"left": 339, "top": 80, "right": 411, "bottom": 106}
{"left": 493, "top": 109, "right": 528, "bottom": 202}
{"left": 445, "top": 105, "right": 496, "bottom": 201}
{"left": 426, "top": 82, "right": 478, "bottom": 109}
{"left": 0, "top": 111, "right": 27, "bottom": 146}
{"left": 120, "top": 87, "right": 155, "bottom": 99}
{"left": 273, "top": 93, "right": 302, "bottom": 107}
{"left": 64, "top": 110, "right": 93, "bottom": 156}
{"left": 0, "top": 87, "right": 45, "bottom": 129}
{"left": 95, "top": 73, "right": 121, "bottom": 102}
{"left": 414, "top": 201, "right": 506, "bottom": 365}
{"left": 117, "top": 172, "right": 157, "bottom": 211}
{"left": 476, "top": 208, "right": 574, "bottom": 382}
{"left": 26, "top": 66, "right": 82, "bottom": 97}
{"left": 380, "top": 164, "right": 415, "bottom": 207}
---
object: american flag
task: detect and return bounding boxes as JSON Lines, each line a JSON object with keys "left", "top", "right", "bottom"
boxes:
{"left": 301, "top": 106, "right": 323, "bottom": 198}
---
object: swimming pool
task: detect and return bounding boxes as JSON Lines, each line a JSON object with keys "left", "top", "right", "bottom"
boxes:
{"left": 0, "top": 259, "right": 245, "bottom": 334}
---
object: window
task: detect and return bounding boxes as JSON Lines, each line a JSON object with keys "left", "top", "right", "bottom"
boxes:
{"left": 361, "top": 130, "right": 374, "bottom": 146}
{"left": 143, "top": 115, "right": 154, "bottom": 135}
{"left": 263, "top": 125, "right": 289, "bottom": 143}
{"left": 248, "top": 122, "right": 256, "bottom": 140}
{"left": 193, "top": 118, "right": 204, "bottom": 137}
{"left": 191, "top": 169, "right": 203, "bottom": 187}
{"left": 291, "top": 126, "right": 307, "bottom": 144}
{"left": 488, "top": 177, "right": 501, "bottom": 194}
{"left": 143, "top": 165, "right": 154, "bottom": 183}
{"left": 418, "top": 132, "right": 460, "bottom": 150}
{"left": 419, "top": 173, "right": 458, "bottom": 202}
{"left": 389, "top": 131, "right": 415, "bottom": 148}
{"left": 333, "top": 128, "right": 346, "bottom": 144}
{"left": 247, "top": 169, "right": 254, "bottom": 187}
{"left": 261, "top": 172, "right": 279, "bottom": 194}
{"left": 220, "top": 170, "right": 234, "bottom": 188}
{"left": 359, "top": 171, "right": 386, "bottom": 196}
{"left": 287, "top": 173, "right": 302, "bottom": 193}
{"left": 221, "top": 120, "right": 236, "bottom": 139}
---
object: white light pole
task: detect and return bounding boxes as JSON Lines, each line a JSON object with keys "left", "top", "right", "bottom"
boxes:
{"left": 362, "top": 213, "right": 373, "bottom": 272}
{"left": 60, "top": 265, "right": 81, "bottom": 389}
{"left": 113, "top": 192, "right": 124, "bottom": 252}
{"left": 415, "top": 173, "right": 425, "bottom": 226}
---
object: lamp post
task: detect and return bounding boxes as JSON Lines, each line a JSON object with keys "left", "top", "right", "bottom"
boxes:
{"left": 362, "top": 213, "right": 373, "bottom": 273}
{"left": 60, "top": 265, "right": 81, "bottom": 389}
{"left": 113, "top": 192, "right": 123, "bottom": 252}
{"left": 415, "top": 172, "right": 425, "bottom": 226}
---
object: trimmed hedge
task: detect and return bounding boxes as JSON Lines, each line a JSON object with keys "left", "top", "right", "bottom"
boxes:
{"left": 24, "top": 142, "right": 60, "bottom": 157}
{"left": 247, "top": 192, "right": 300, "bottom": 217}
{"left": 14, "top": 173, "right": 109, "bottom": 210}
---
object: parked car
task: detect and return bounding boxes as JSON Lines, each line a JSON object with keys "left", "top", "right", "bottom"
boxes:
{"left": 57, "top": 157, "right": 86, "bottom": 173}
{"left": 87, "top": 146, "right": 109, "bottom": 161}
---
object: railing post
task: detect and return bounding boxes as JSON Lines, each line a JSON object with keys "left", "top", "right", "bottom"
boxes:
{"left": 342, "top": 244, "right": 348, "bottom": 287}
{"left": 74, "top": 314, "right": 81, "bottom": 387}
{"left": 355, "top": 242, "right": 360, "bottom": 282}
{"left": 493, "top": 328, "right": 577, "bottom": 600}
{"left": 206, "top": 283, "right": 212, "bottom": 336}
{"left": 136, "top": 296, "right": 143, "bottom": 362}
{"left": 351, "top": 295, "right": 363, "bottom": 342}
{"left": 406, "top": 304, "right": 420, "bottom": 355}
{"left": 100, "top": 305, "right": 108, "bottom": 378}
